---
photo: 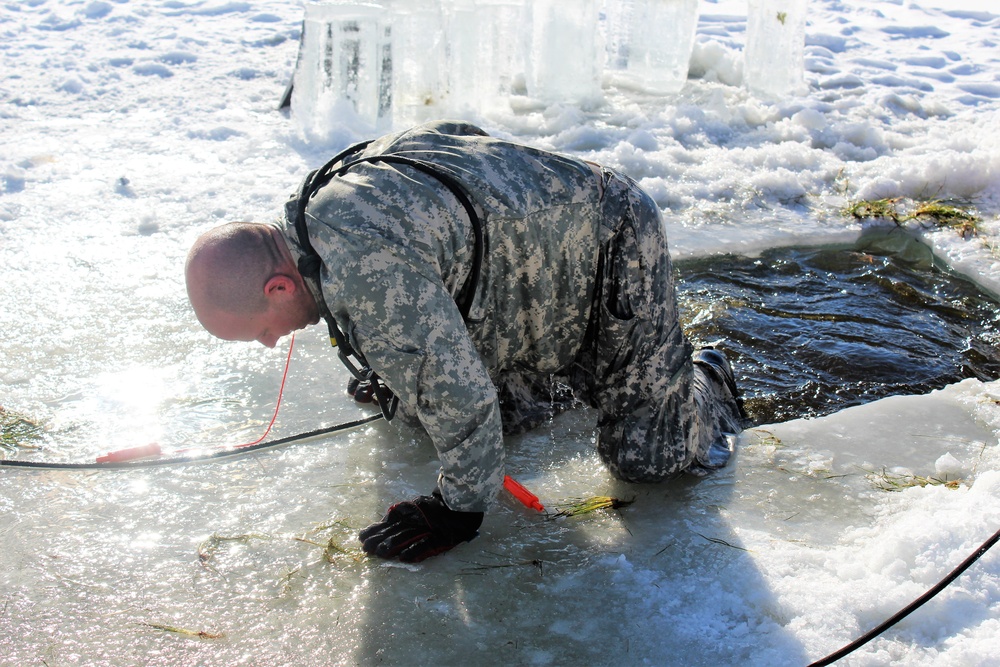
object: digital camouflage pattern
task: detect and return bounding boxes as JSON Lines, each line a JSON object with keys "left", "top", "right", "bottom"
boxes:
{"left": 277, "top": 120, "right": 742, "bottom": 512}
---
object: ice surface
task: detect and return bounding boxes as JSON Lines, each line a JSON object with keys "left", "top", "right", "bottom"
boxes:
{"left": 1, "top": 376, "right": 997, "bottom": 665}
{"left": 1, "top": 0, "right": 999, "bottom": 664}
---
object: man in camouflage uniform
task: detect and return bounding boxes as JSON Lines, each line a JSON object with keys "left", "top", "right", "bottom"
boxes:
{"left": 185, "top": 120, "right": 744, "bottom": 563}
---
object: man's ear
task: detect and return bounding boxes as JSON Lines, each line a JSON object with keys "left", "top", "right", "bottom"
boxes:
{"left": 263, "top": 274, "right": 296, "bottom": 299}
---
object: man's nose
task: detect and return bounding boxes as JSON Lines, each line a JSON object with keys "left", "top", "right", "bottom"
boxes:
{"left": 258, "top": 334, "right": 278, "bottom": 348}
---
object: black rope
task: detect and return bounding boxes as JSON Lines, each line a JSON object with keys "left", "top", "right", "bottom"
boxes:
{"left": 808, "top": 525, "right": 1000, "bottom": 666}
{"left": 0, "top": 413, "right": 384, "bottom": 470}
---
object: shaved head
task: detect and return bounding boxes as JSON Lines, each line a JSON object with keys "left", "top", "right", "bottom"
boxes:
{"left": 185, "top": 222, "right": 320, "bottom": 345}
{"left": 186, "top": 222, "right": 283, "bottom": 316}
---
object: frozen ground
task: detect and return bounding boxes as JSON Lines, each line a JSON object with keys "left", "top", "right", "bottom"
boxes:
{"left": 1, "top": 0, "right": 999, "bottom": 665}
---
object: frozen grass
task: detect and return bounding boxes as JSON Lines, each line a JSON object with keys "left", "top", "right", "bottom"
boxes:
{"left": 0, "top": 407, "right": 44, "bottom": 452}
{"left": 845, "top": 197, "right": 981, "bottom": 238}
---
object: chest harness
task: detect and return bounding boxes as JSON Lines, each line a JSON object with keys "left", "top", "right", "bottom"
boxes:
{"left": 285, "top": 140, "right": 485, "bottom": 423}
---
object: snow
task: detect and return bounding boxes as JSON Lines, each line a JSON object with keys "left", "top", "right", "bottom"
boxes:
{"left": 0, "top": 0, "right": 999, "bottom": 665}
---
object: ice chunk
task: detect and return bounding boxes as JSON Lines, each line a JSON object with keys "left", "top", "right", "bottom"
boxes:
{"left": 745, "top": 0, "right": 809, "bottom": 98}
{"left": 526, "top": 0, "right": 603, "bottom": 106}
{"left": 599, "top": 0, "right": 627, "bottom": 72}
{"left": 387, "top": 0, "right": 446, "bottom": 125}
{"left": 444, "top": 0, "right": 528, "bottom": 113}
{"left": 442, "top": 0, "right": 482, "bottom": 113}
{"left": 619, "top": 0, "right": 701, "bottom": 94}
{"left": 934, "top": 451, "right": 964, "bottom": 477}
{"left": 292, "top": 2, "right": 392, "bottom": 139}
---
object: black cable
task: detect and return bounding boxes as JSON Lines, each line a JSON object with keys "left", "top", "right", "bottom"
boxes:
{"left": 0, "top": 413, "right": 384, "bottom": 470}
{"left": 808, "top": 525, "right": 1000, "bottom": 666}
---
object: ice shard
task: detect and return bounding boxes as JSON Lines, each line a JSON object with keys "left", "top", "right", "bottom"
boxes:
{"left": 526, "top": 0, "right": 604, "bottom": 106}
{"left": 744, "top": 0, "right": 809, "bottom": 98}
{"left": 444, "top": 0, "right": 527, "bottom": 113}
{"left": 387, "top": 0, "right": 446, "bottom": 125}
{"left": 291, "top": 2, "right": 392, "bottom": 138}
{"left": 621, "top": 0, "right": 700, "bottom": 94}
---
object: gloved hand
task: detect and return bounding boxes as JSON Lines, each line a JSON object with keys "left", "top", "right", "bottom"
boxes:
{"left": 358, "top": 491, "right": 484, "bottom": 563}
{"left": 347, "top": 377, "right": 394, "bottom": 405}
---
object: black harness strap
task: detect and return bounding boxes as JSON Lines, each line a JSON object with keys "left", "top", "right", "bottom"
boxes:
{"left": 287, "top": 141, "right": 486, "bottom": 422}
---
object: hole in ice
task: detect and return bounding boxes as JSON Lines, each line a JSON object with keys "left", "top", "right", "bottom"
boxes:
{"left": 677, "top": 227, "right": 1000, "bottom": 425}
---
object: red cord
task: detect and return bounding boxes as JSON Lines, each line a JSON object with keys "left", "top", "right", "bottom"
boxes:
{"left": 233, "top": 333, "right": 295, "bottom": 449}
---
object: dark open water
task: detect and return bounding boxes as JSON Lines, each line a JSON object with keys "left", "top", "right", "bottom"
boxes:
{"left": 677, "top": 228, "right": 1000, "bottom": 425}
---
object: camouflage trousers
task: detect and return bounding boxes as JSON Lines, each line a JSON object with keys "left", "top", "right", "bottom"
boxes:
{"left": 560, "top": 169, "right": 740, "bottom": 481}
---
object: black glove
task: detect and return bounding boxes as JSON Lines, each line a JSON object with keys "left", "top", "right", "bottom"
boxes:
{"left": 358, "top": 491, "right": 484, "bottom": 563}
{"left": 347, "top": 377, "right": 394, "bottom": 406}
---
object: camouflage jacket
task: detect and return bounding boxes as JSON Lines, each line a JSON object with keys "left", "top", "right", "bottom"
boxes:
{"left": 279, "top": 120, "right": 608, "bottom": 511}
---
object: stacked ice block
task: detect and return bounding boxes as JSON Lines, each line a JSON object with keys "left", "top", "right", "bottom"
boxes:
{"left": 290, "top": 0, "right": 809, "bottom": 139}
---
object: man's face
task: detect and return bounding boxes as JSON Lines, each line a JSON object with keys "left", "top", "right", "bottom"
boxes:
{"left": 197, "top": 284, "right": 320, "bottom": 348}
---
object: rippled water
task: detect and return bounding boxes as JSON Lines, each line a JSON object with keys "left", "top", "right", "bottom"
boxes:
{"left": 677, "top": 227, "right": 1000, "bottom": 425}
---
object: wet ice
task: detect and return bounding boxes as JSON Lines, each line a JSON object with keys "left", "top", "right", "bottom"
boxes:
{"left": 0, "top": 1, "right": 999, "bottom": 665}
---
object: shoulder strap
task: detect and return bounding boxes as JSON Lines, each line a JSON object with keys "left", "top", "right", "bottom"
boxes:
{"left": 286, "top": 141, "right": 369, "bottom": 352}
{"left": 332, "top": 154, "right": 484, "bottom": 320}
{"left": 287, "top": 140, "right": 401, "bottom": 420}
{"left": 287, "top": 141, "right": 486, "bottom": 421}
